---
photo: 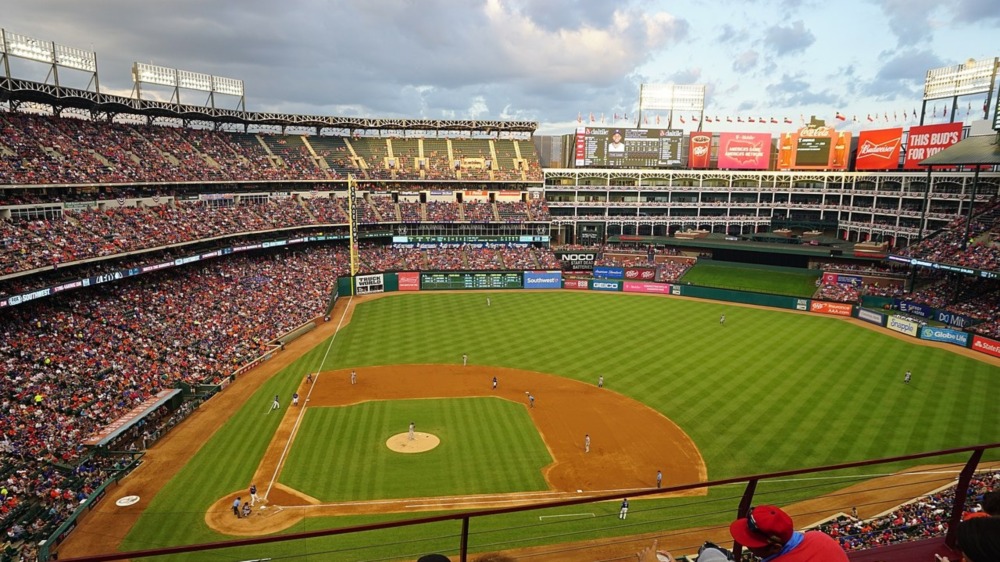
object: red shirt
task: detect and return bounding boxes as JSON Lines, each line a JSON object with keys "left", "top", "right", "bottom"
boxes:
{"left": 771, "top": 531, "right": 849, "bottom": 561}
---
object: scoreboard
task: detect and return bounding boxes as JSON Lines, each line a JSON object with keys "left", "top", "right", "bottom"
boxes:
{"left": 420, "top": 271, "right": 523, "bottom": 290}
{"left": 574, "top": 127, "right": 684, "bottom": 167}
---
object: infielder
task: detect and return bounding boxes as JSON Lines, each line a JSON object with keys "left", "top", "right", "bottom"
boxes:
{"left": 528, "top": 393, "right": 535, "bottom": 408}
{"left": 584, "top": 434, "right": 591, "bottom": 453}
{"left": 598, "top": 375, "right": 604, "bottom": 388}
{"left": 492, "top": 376, "right": 498, "bottom": 390}
{"left": 351, "top": 370, "right": 357, "bottom": 385}
{"left": 462, "top": 353, "right": 468, "bottom": 366}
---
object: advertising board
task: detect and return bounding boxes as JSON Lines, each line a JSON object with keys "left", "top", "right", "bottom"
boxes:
{"left": 355, "top": 274, "right": 385, "bottom": 295}
{"left": 589, "top": 279, "right": 623, "bottom": 292}
{"left": 398, "top": 272, "right": 421, "bottom": 291}
{"left": 523, "top": 271, "right": 562, "bottom": 289}
{"left": 887, "top": 315, "right": 920, "bottom": 337}
{"left": 972, "top": 335, "right": 1000, "bottom": 358}
{"left": 717, "top": 132, "right": 771, "bottom": 169}
{"left": 857, "top": 308, "right": 886, "bottom": 326}
{"left": 593, "top": 266, "right": 624, "bottom": 279}
{"left": 919, "top": 326, "right": 970, "bottom": 347}
{"left": 855, "top": 128, "right": 904, "bottom": 170}
{"left": 623, "top": 281, "right": 670, "bottom": 294}
{"left": 809, "top": 301, "right": 853, "bottom": 316}
{"left": 903, "top": 122, "right": 963, "bottom": 169}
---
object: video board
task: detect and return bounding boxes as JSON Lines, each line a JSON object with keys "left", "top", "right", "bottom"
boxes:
{"left": 574, "top": 127, "right": 684, "bottom": 167}
{"left": 420, "top": 272, "right": 523, "bottom": 290}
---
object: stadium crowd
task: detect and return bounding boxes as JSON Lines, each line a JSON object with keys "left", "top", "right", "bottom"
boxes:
{"left": 0, "top": 111, "right": 542, "bottom": 186}
{"left": 812, "top": 470, "right": 999, "bottom": 552}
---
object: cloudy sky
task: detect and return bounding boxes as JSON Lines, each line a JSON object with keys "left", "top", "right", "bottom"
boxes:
{"left": 3, "top": 0, "right": 998, "bottom": 134}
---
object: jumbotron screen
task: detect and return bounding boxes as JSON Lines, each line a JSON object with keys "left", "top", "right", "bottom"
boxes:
{"left": 574, "top": 127, "right": 684, "bottom": 167}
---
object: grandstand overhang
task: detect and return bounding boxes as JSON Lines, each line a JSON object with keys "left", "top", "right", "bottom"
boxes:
{"left": 0, "top": 77, "right": 538, "bottom": 134}
{"left": 919, "top": 134, "right": 1000, "bottom": 167}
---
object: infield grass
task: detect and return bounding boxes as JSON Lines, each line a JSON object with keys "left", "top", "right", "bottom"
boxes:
{"left": 119, "top": 290, "right": 1000, "bottom": 560}
{"left": 282, "top": 398, "right": 551, "bottom": 501}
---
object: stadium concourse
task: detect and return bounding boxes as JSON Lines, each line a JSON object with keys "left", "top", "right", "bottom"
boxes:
{"left": 0, "top": 108, "right": 999, "bottom": 561}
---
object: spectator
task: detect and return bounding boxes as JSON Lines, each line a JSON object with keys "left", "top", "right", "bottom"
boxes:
{"left": 729, "top": 505, "right": 848, "bottom": 561}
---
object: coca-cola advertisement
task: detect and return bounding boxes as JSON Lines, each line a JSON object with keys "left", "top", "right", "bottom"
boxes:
{"left": 855, "top": 128, "right": 903, "bottom": 170}
{"left": 717, "top": 132, "right": 771, "bottom": 169}
{"left": 779, "top": 125, "right": 851, "bottom": 170}
{"left": 903, "top": 122, "right": 963, "bottom": 170}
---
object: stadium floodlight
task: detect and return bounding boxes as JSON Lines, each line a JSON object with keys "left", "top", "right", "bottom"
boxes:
{"left": 54, "top": 44, "right": 97, "bottom": 73}
{"left": 176, "top": 69, "right": 212, "bottom": 92}
{"left": 212, "top": 75, "right": 244, "bottom": 97}
{"left": 923, "top": 58, "right": 998, "bottom": 100}
{"left": 2, "top": 31, "right": 55, "bottom": 64}
{"left": 133, "top": 62, "right": 178, "bottom": 88}
{"left": 639, "top": 84, "right": 705, "bottom": 112}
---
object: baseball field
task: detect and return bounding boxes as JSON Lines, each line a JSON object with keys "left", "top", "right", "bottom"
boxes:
{"left": 59, "top": 290, "right": 1000, "bottom": 561}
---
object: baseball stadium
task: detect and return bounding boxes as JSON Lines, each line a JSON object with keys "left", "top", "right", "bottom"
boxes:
{"left": 1, "top": 23, "right": 1000, "bottom": 562}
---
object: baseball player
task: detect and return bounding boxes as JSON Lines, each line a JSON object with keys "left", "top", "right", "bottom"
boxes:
{"left": 292, "top": 392, "right": 299, "bottom": 406}
{"left": 249, "top": 483, "right": 260, "bottom": 506}
{"left": 904, "top": 370, "right": 911, "bottom": 384}
{"left": 528, "top": 393, "right": 535, "bottom": 408}
{"left": 306, "top": 373, "right": 313, "bottom": 385}
{"left": 598, "top": 375, "right": 604, "bottom": 388}
{"left": 656, "top": 470, "right": 662, "bottom": 488}
{"left": 271, "top": 394, "right": 280, "bottom": 411}
{"left": 351, "top": 370, "right": 357, "bottom": 385}
{"left": 720, "top": 313, "right": 726, "bottom": 325}
{"left": 492, "top": 376, "right": 498, "bottom": 390}
{"left": 462, "top": 353, "right": 468, "bottom": 367}
{"left": 486, "top": 297, "right": 491, "bottom": 307}
{"left": 619, "top": 498, "right": 629, "bottom": 519}
{"left": 408, "top": 421, "right": 415, "bottom": 441}
{"left": 584, "top": 434, "right": 591, "bottom": 453}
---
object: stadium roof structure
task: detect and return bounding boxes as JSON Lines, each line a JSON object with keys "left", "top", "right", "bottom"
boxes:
{"left": 0, "top": 76, "right": 538, "bottom": 133}
{"left": 919, "top": 133, "right": 1000, "bottom": 166}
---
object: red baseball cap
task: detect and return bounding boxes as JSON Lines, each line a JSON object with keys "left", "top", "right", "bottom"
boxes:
{"left": 729, "top": 505, "right": 795, "bottom": 549}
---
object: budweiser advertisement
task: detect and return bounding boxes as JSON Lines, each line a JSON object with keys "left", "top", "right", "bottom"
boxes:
{"left": 717, "top": 132, "right": 771, "bottom": 169}
{"left": 777, "top": 126, "right": 851, "bottom": 170}
{"left": 903, "top": 122, "right": 963, "bottom": 169}
{"left": 688, "top": 132, "right": 712, "bottom": 168}
{"left": 855, "top": 128, "right": 903, "bottom": 170}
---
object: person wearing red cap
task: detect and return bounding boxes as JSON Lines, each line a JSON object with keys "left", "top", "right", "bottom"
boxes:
{"left": 729, "top": 505, "right": 848, "bottom": 561}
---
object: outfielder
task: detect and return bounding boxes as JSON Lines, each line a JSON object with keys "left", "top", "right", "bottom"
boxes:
{"left": 271, "top": 394, "right": 280, "bottom": 411}
{"left": 619, "top": 498, "right": 629, "bottom": 519}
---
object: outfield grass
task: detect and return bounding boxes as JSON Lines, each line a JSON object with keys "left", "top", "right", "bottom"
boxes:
{"left": 282, "top": 398, "right": 551, "bottom": 501}
{"left": 679, "top": 261, "right": 821, "bottom": 296}
{"left": 121, "top": 291, "right": 1000, "bottom": 559}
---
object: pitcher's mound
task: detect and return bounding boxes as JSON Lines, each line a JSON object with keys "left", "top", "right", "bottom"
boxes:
{"left": 386, "top": 432, "right": 440, "bottom": 453}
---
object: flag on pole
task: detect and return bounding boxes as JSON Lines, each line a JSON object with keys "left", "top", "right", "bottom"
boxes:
{"left": 835, "top": 112, "right": 846, "bottom": 121}
{"left": 577, "top": 112, "right": 582, "bottom": 124}
{"left": 784, "top": 117, "right": 793, "bottom": 124}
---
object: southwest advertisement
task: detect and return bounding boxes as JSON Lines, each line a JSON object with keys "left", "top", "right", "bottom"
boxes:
{"left": 717, "top": 132, "right": 772, "bottom": 170}
{"left": 855, "top": 128, "right": 903, "bottom": 170}
{"left": 523, "top": 271, "right": 562, "bottom": 289}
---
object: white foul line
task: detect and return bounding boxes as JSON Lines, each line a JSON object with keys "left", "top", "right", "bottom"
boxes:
{"left": 264, "top": 296, "right": 354, "bottom": 500}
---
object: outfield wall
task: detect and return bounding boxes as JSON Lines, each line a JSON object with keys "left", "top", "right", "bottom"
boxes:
{"left": 341, "top": 270, "right": 1000, "bottom": 360}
